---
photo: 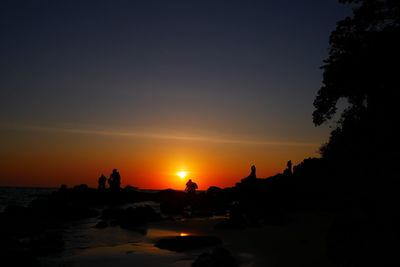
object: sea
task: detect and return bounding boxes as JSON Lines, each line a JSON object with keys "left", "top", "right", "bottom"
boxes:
{"left": 0, "top": 186, "right": 177, "bottom": 212}
{"left": 0, "top": 186, "right": 57, "bottom": 212}
{"left": 0, "top": 186, "right": 239, "bottom": 266}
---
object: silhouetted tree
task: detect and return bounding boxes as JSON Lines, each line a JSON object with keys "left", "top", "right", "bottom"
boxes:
{"left": 312, "top": 5, "right": 400, "bottom": 264}
{"left": 313, "top": 0, "right": 399, "bottom": 182}
{"left": 314, "top": 0, "right": 399, "bottom": 127}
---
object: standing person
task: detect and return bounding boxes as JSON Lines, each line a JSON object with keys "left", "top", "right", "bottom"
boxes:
{"left": 250, "top": 164, "right": 256, "bottom": 179}
{"left": 98, "top": 174, "right": 107, "bottom": 189}
{"left": 185, "top": 179, "right": 198, "bottom": 194}
{"left": 109, "top": 169, "right": 121, "bottom": 190}
{"left": 107, "top": 175, "right": 113, "bottom": 189}
{"left": 284, "top": 160, "right": 293, "bottom": 176}
{"left": 287, "top": 160, "right": 292, "bottom": 175}
{"left": 113, "top": 169, "right": 121, "bottom": 189}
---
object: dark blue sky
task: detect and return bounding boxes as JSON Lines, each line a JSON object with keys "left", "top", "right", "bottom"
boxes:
{"left": 0, "top": 0, "right": 351, "bottom": 186}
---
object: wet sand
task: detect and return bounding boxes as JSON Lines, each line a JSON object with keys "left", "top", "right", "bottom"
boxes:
{"left": 40, "top": 211, "right": 336, "bottom": 267}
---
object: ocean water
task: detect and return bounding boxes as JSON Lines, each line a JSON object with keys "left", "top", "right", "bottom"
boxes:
{"left": 1, "top": 187, "right": 227, "bottom": 266}
{"left": 0, "top": 186, "right": 57, "bottom": 212}
{"left": 41, "top": 215, "right": 227, "bottom": 267}
{"left": 0, "top": 187, "right": 181, "bottom": 212}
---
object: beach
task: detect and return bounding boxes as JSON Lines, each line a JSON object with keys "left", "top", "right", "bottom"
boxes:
{"left": 39, "top": 208, "right": 336, "bottom": 267}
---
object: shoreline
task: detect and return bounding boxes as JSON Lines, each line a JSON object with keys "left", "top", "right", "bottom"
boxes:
{"left": 39, "top": 211, "right": 336, "bottom": 267}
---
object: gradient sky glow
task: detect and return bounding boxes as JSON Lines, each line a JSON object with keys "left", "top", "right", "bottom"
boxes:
{"left": 0, "top": 0, "right": 349, "bottom": 189}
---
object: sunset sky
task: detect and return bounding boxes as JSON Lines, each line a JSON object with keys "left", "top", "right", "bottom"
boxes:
{"left": 0, "top": 1, "right": 349, "bottom": 189}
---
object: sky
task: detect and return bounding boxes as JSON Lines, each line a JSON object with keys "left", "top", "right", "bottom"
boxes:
{"left": 0, "top": 0, "right": 350, "bottom": 189}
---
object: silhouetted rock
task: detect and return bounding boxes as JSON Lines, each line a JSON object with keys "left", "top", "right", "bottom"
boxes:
{"left": 215, "top": 203, "right": 247, "bottom": 229}
{"left": 326, "top": 212, "right": 400, "bottom": 266}
{"left": 124, "top": 185, "right": 138, "bottom": 191}
{"left": 0, "top": 204, "right": 44, "bottom": 237}
{"left": 207, "top": 186, "right": 222, "bottom": 197}
{"left": 119, "top": 206, "right": 161, "bottom": 229}
{"left": 109, "top": 219, "right": 119, "bottom": 226}
{"left": 3, "top": 204, "right": 29, "bottom": 217}
{"left": 214, "top": 215, "right": 247, "bottom": 230}
{"left": 155, "top": 236, "right": 222, "bottom": 252}
{"left": 192, "top": 247, "right": 237, "bottom": 267}
{"left": 262, "top": 210, "right": 289, "bottom": 226}
{"left": 94, "top": 220, "right": 108, "bottom": 228}
{"left": 101, "top": 207, "right": 124, "bottom": 220}
{"left": 190, "top": 208, "right": 213, "bottom": 218}
{"left": 27, "top": 231, "right": 64, "bottom": 255}
{"left": 201, "top": 186, "right": 232, "bottom": 216}
{"left": 0, "top": 237, "right": 40, "bottom": 267}
{"left": 67, "top": 206, "right": 99, "bottom": 220}
{"left": 100, "top": 205, "right": 161, "bottom": 229}
{"left": 59, "top": 184, "right": 67, "bottom": 191}
{"left": 158, "top": 189, "right": 186, "bottom": 215}
{"left": 73, "top": 184, "right": 89, "bottom": 192}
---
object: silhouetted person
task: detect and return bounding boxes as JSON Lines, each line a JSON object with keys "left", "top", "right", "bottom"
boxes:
{"left": 249, "top": 164, "right": 256, "bottom": 179}
{"left": 240, "top": 164, "right": 257, "bottom": 185}
{"left": 285, "top": 160, "right": 292, "bottom": 175}
{"left": 107, "top": 176, "right": 113, "bottom": 189}
{"left": 108, "top": 169, "right": 121, "bottom": 190}
{"left": 185, "top": 179, "right": 198, "bottom": 194}
{"left": 98, "top": 174, "right": 107, "bottom": 190}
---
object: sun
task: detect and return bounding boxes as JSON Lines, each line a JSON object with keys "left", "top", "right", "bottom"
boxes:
{"left": 177, "top": 171, "right": 188, "bottom": 180}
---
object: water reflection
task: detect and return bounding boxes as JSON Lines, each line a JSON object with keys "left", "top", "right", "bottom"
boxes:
{"left": 146, "top": 229, "right": 193, "bottom": 239}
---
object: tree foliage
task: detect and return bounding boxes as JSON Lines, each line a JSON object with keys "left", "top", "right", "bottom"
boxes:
{"left": 313, "top": 0, "right": 400, "bottom": 126}
{"left": 313, "top": 0, "right": 400, "bottom": 160}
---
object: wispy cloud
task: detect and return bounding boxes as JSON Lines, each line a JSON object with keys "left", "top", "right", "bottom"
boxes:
{"left": 4, "top": 123, "right": 319, "bottom": 147}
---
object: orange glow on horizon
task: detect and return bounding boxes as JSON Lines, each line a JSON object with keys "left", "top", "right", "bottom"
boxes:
{"left": 179, "top": 232, "right": 190, "bottom": 236}
{"left": 0, "top": 127, "right": 321, "bottom": 189}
